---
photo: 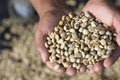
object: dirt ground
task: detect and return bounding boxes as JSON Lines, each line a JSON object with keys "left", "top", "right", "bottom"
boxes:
{"left": 0, "top": 0, "right": 120, "bottom": 80}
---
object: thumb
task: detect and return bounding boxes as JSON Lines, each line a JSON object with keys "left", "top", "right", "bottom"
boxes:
{"left": 113, "top": 12, "right": 120, "bottom": 46}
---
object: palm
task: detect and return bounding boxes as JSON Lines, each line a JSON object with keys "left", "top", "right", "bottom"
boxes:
{"left": 35, "top": 11, "right": 59, "bottom": 62}
{"left": 83, "top": 0, "right": 120, "bottom": 73}
{"left": 83, "top": 0, "right": 115, "bottom": 26}
{"left": 35, "top": 10, "right": 77, "bottom": 76}
{"left": 35, "top": 10, "right": 66, "bottom": 70}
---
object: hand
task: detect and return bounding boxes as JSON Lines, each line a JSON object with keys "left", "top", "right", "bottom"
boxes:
{"left": 82, "top": 0, "right": 120, "bottom": 73}
{"left": 35, "top": 8, "right": 81, "bottom": 76}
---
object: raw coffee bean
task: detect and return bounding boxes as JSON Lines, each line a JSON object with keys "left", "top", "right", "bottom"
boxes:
{"left": 45, "top": 12, "right": 116, "bottom": 70}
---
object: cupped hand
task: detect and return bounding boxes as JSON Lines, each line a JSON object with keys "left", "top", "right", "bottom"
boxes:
{"left": 82, "top": 0, "right": 120, "bottom": 73}
{"left": 35, "top": 9, "right": 80, "bottom": 76}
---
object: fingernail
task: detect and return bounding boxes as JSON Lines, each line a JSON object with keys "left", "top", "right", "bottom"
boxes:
{"left": 80, "top": 68, "right": 85, "bottom": 73}
{"left": 89, "top": 69, "right": 95, "bottom": 74}
{"left": 66, "top": 68, "right": 76, "bottom": 76}
{"left": 41, "top": 55, "right": 47, "bottom": 62}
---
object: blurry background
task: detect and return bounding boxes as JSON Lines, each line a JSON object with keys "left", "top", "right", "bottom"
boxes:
{"left": 0, "top": 0, "right": 120, "bottom": 80}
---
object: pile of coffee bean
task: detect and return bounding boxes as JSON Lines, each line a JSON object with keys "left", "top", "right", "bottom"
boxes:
{"left": 45, "top": 12, "right": 117, "bottom": 70}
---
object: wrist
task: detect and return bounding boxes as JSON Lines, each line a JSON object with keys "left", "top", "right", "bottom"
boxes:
{"left": 89, "top": 0, "right": 114, "bottom": 2}
{"left": 89, "top": 0, "right": 111, "bottom": 3}
{"left": 89, "top": 0, "right": 106, "bottom": 1}
{"left": 29, "top": 0, "right": 69, "bottom": 17}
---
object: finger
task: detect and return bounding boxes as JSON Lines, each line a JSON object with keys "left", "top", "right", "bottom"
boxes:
{"left": 87, "top": 65, "right": 95, "bottom": 74}
{"left": 39, "top": 45, "right": 50, "bottom": 63}
{"left": 36, "top": 38, "right": 50, "bottom": 62}
{"left": 46, "top": 61, "right": 66, "bottom": 73}
{"left": 89, "top": 69, "right": 95, "bottom": 74}
{"left": 35, "top": 28, "right": 50, "bottom": 62}
{"left": 80, "top": 64, "right": 87, "bottom": 73}
{"left": 65, "top": 68, "right": 76, "bottom": 76}
{"left": 116, "top": 33, "right": 120, "bottom": 46}
{"left": 103, "top": 26, "right": 120, "bottom": 67}
{"left": 104, "top": 46, "right": 120, "bottom": 68}
{"left": 93, "top": 61, "right": 104, "bottom": 72}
